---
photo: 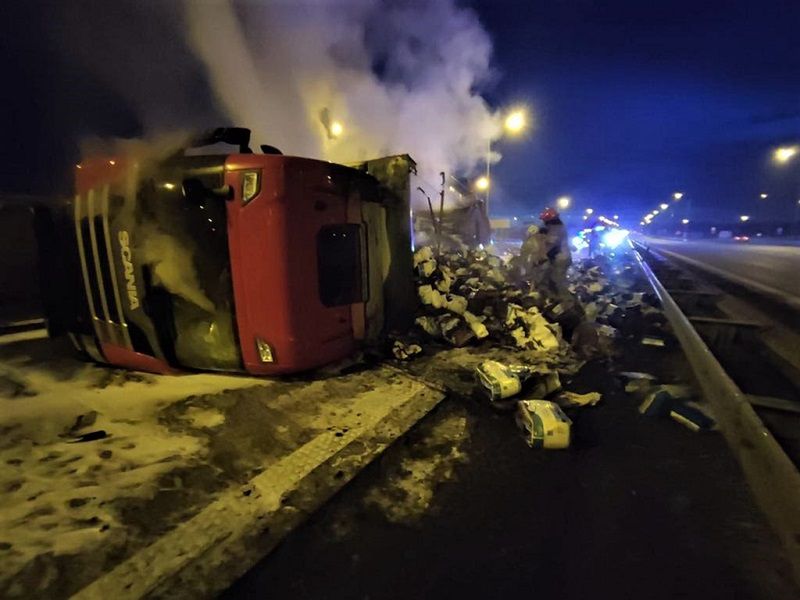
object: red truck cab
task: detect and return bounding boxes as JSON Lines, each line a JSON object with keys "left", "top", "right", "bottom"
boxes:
{"left": 57, "top": 128, "right": 416, "bottom": 374}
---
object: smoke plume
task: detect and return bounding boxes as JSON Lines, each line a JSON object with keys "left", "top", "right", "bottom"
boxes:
{"left": 184, "top": 0, "right": 501, "bottom": 191}
{"left": 57, "top": 0, "right": 502, "bottom": 204}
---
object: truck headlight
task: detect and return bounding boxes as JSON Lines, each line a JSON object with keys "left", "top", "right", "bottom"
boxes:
{"left": 242, "top": 171, "right": 260, "bottom": 204}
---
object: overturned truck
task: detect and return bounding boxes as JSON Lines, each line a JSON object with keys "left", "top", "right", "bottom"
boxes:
{"left": 43, "top": 128, "right": 417, "bottom": 375}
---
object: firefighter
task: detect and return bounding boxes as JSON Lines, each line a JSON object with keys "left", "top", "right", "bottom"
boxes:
{"left": 518, "top": 224, "right": 547, "bottom": 285}
{"left": 538, "top": 206, "right": 573, "bottom": 301}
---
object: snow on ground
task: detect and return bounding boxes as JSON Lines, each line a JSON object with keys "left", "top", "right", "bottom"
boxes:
{"left": 364, "top": 405, "right": 470, "bottom": 523}
{"left": 0, "top": 337, "right": 447, "bottom": 599}
{"left": 0, "top": 338, "right": 267, "bottom": 594}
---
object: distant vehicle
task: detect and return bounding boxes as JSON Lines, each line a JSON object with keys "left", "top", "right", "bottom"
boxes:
{"left": 733, "top": 235, "right": 750, "bottom": 242}
{"left": 42, "top": 127, "right": 417, "bottom": 375}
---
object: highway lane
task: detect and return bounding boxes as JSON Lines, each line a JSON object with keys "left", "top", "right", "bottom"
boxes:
{"left": 642, "top": 237, "right": 800, "bottom": 300}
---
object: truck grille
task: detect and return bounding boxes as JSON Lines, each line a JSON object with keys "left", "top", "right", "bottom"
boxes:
{"left": 74, "top": 186, "right": 131, "bottom": 348}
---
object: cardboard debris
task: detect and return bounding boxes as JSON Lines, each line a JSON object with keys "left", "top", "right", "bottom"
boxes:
{"left": 619, "top": 371, "right": 658, "bottom": 395}
{"left": 392, "top": 340, "right": 422, "bottom": 361}
{"left": 529, "top": 372, "right": 561, "bottom": 399}
{"left": 515, "top": 400, "right": 572, "bottom": 449}
{"left": 637, "top": 383, "right": 715, "bottom": 432}
{"left": 639, "top": 390, "right": 674, "bottom": 417}
{"left": 412, "top": 246, "right": 568, "bottom": 353}
{"left": 475, "top": 360, "right": 533, "bottom": 401}
{"left": 619, "top": 371, "right": 657, "bottom": 380}
{"left": 556, "top": 391, "right": 602, "bottom": 407}
{"left": 625, "top": 379, "right": 653, "bottom": 395}
{"left": 670, "top": 403, "right": 715, "bottom": 432}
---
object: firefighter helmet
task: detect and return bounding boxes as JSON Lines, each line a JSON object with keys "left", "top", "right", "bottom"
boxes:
{"left": 540, "top": 207, "right": 559, "bottom": 222}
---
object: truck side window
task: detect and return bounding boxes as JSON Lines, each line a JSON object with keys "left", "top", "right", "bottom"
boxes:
{"left": 317, "top": 224, "right": 365, "bottom": 307}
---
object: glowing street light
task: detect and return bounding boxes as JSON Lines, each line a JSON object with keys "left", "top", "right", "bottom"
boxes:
{"left": 681, "top": 218, "right": 690, "bottom": 225}
{"left": 740, "top": 215, "right": 750, "bottom": 222}
{"left": 774, "top": 145, "right": 799, "bottom": 164}
{"left": 504, "top": 109, "right": 528, "bottom": 135}
{"left": 673, "top": 192, "right": 684, "bottom": 201}
{"left": 759, "top": 193, "right": 768, "bottom": 199}
{"left": 585, "top": 208, "right": 594, "bottom": 215}
{"left": 474, "top": 176, "right": 490, "bottom": 192}
{"left": 613, "top": 214, "right": 619, "bottom": 220}
{"left": 652, "top": 209, "right": 660, "bottom": 215}
{"left": 330, "top": 121, "right": 344, "bottom": 138}
{"left": 556, "top": 196, "right": 571, "bottom": 210}
{"left": 485, "top": 106, "right": 530, "bottom": 216}
{"left": 659, "top": 203, "right": 669, "bottom": 210}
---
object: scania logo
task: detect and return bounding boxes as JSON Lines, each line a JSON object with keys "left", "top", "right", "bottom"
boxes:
{"left": 118, "top": 230, "right": 140, "bottom": 310}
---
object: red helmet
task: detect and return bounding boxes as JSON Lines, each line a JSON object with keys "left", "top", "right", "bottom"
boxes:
{"left": 540, "top": 207, "right": 559, "bottom": 222}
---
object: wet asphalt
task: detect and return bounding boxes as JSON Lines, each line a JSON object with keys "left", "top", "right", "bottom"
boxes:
{"left": 224, "top": 338, "right": 797, "bottom": 599}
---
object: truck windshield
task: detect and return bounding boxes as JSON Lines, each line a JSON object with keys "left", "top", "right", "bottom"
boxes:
{"left": 138, "top": 174, "right": 241, "bottom": 371}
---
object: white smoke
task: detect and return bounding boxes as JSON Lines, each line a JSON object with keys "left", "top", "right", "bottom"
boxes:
{"left": 184, "top": 0, "right": 502, "bottom": 197}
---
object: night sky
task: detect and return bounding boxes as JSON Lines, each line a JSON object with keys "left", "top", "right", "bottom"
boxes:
{"left": 476, "top": 0, "right": 800, "bottom": 223}
{"left": 1, "top": 0, "right": 798, "bottom": 226}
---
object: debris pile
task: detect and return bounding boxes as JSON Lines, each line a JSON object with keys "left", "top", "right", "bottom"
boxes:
{"left": 565, "top": 259, "right": 672, "bottom": 358}
{"left": 409, "top": 246, "right": 566, "bottom": 353}
{"left": 397, "top": 245, "right": 695, "bottom": 448}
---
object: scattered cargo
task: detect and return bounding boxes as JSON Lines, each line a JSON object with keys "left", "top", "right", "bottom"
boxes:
{"left": 515, "top": 400, "right": 572, "bottom": 449}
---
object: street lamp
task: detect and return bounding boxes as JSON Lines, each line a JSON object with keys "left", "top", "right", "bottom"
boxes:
{"left": 659, "top": 203, "right": 669, "bottom": 210}
{"left": 613, "top": 214, "right": 619, "bottom": 220}
{"left": 774, "top": 145, "right": 799, "bottom": 164}
{"left": 330, "top": 121, "right": 344, "bottom": 138}
{"left": 485, "top": 106, "right": 530, "bottom": 216}
{"left": 504, "top": 109, "right": 528, "bottom": 135}
{"left": 759, "top": 193, "right": 768, "bottom": 199}
{"left": 585, "top": 208, "right": 593, "bottom": 215}
{"left": 556, "top": 196, "right": 571, "bottom": 210}
{"left": 673, "top": 192, "right": 684, "bottom": 201}
{"left": 474, "top": 176, "right": 490, "bottom": 192}
{"left": 681, "top": 219, "right": 690, "bottom": 225}
{"left": 652, "top": 209, "right": 660, "bottom": 215}
{"left": 740, "top": 215, "right": 750, "bottom": 222}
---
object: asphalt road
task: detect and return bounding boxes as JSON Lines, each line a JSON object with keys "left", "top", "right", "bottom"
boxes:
{"left": 643, "top": 237, "right": 800, "bottom": 300}
{"left": 224, "top": 259, "right": 798, "bottom": 600}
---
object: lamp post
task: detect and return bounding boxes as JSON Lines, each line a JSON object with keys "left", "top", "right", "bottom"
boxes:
{"left": 485, "top": 108, "right": 529, "bottom": 216}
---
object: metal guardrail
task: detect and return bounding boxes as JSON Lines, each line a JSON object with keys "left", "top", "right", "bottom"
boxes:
{"left": 634, "top": 244, "right": 800, "bottom": 586}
